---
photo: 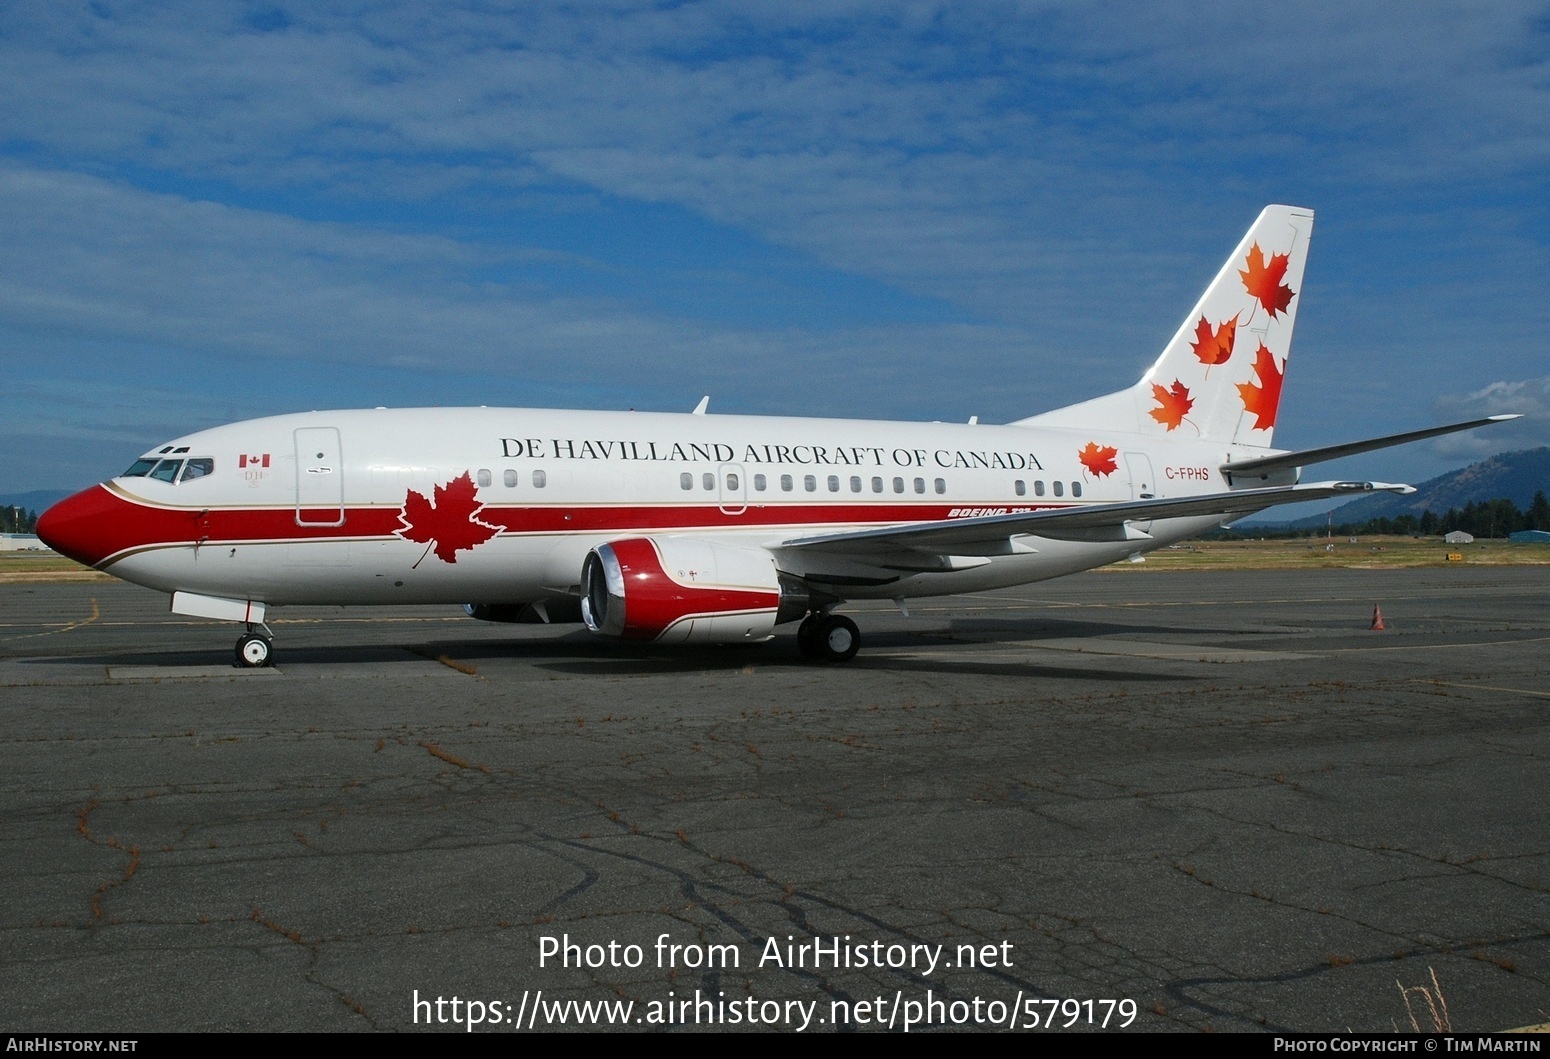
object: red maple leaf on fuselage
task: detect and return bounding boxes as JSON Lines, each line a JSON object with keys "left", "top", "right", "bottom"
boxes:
{"left": 396, "top": 471, "right": 500, "bottom": 564}
{"left": 1190, "top": 316, "right": 1237, "bottom": 366}
{"left": 1239, "top": 243, "right": 1295, "bottom": 318}
{"left": 1236, "top": 343, "right": 1284, "bottom": 431}
{"left": 1149, "top": 380, "right": 1194, "bottom": 431}
{"left": 1077, "top": 442, "right": 1119, "bottom": 478}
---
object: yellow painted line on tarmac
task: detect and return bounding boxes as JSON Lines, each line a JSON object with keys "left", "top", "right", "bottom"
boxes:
{"left": 0, "top": 598, "right": 101, "bottom": 642}
{"left": 1412, "top": 679, "right": 1550, "bottom": 701}
{"left": 1322, "top": 634, "right": 1550, "bottom": 654}
{"left": 0, "top": 615, "right": 469, "bottom": 631}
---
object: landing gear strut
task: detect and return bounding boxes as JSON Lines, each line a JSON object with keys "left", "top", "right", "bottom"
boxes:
{"left": 796, "top": 612, "right": 860, "bottom": 663}
{"left": 234, "top": 624, "right": 273, "bottom": 668}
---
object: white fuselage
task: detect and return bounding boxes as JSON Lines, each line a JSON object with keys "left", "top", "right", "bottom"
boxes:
{"left": 67, "top": 406, "right": 1253, "bottom": 610}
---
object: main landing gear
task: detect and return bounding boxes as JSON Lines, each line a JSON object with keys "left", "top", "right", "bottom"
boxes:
{"left": 234, "top": 623, "right": 274, "bottom": 668}
{"left": 796, "top": 612, "right": 860, "bottom": 663}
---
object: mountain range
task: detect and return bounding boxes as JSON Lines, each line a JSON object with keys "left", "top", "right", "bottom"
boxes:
{"left": 1279, "top": 447, "right": 1550, "bottom": 529}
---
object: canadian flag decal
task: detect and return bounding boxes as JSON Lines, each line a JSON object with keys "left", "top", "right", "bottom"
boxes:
{"left": 238, "top": 453, "right": 271, "bottom": 468}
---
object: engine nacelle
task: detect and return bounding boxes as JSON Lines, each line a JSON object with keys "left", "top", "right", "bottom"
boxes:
{"left": 581, "top": 537, "right": 807, "bottom": 644}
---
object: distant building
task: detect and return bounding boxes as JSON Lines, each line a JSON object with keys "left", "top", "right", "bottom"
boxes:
{"left": 0, "top": 534, "right": 48, "bottom": 552}
{"left": 1443, "top": 531, "right": 1475, "bottom": 544}
{"left": 1508, "top": 529, "right": 1550, "bottom": 543}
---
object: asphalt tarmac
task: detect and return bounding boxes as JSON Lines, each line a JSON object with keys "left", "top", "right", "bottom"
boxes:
{"left": 1, "top": 566, "right": 1547, "bottom": 1033}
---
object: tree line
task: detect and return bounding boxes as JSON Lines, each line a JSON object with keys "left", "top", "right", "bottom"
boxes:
{"left": 2, "top": 507, "right": 39, "bottom": 534}
{"left": 1219, "top": 492, "right": 1550, "bottom": 540}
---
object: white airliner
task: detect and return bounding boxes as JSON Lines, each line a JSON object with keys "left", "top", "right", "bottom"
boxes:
{"left": 38, "top": 206, "right": 1515, "bottom": 666}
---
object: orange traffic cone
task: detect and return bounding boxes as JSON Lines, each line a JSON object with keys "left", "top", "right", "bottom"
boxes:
{"left": 1370, "top": 605, "right": 1385, "bottom": 631}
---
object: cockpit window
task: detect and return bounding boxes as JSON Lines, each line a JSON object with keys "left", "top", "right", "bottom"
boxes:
{"left": 148, "top": 459, "right": 184, "bottom": 483}
{"left": 121, "top": 459, "right": 159, "bottom": 478}
{"left": 180, "top": 458, "right": 214, "bottom": 482}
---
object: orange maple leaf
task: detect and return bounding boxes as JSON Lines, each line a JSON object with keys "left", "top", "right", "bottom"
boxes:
{"left": 1236, "top": 343, "right": 1284, "bottom": 430}
{"left": 1239, "top": 243, "right": 1295, "bottom": 318}
{"left": 1077, "top": 442, "right": 1119, "bottom": 478}
{"left": 396, "top": 471, "right": 500, "bottom": 565}
{"left": 1189, "top": 316, "right": 1237, "bottom": 365}
{"left": 1149, "top": 380, "right": 1193, "bottom": 431}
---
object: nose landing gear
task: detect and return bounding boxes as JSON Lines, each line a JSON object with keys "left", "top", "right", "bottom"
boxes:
{"left": 235, "top": 624, "right": 274, "bottom": 668}
{"left": 796, "top": 612, "right": 860, "bottom": 663}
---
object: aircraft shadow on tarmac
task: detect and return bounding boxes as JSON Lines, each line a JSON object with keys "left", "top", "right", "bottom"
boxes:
{"left": 15, "top": 616, "right": 1239, "bottom": 682}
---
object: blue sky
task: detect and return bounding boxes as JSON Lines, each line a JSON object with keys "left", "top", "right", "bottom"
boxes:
{"left": 2, "top": 1, "right": 1547, "bottom": 495}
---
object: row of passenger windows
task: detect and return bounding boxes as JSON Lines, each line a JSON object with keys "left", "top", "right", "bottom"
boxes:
{"left": 124, "top": 459, "right": 1088, "bottom": 500}
{"left": 680, "top": 472, "right": 949, "bottom": 495}
{"left": 1016, "top": 479, "right": 1082, "bottom": 498}
{"left": 472, "top": 466, "right": 1086, "bottom": 499}
{"left": 476, "top": 468, "right": 545, "bottom": 488}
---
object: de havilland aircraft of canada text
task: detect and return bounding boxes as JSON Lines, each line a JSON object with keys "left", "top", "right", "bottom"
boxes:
{"left": 38, "top": 206, "right": 1517, "bottom": 666}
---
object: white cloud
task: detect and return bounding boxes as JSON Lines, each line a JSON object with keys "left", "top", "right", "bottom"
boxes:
{"left": 1431, "top": 376, "right": 1550, "bottom": 458}
{"left": 1, "top": 2, "right": 1546, "bottom": 490}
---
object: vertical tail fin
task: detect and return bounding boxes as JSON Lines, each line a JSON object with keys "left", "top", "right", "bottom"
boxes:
{"left": 1016, "top": 205, "right": 1313, "bottom": 447}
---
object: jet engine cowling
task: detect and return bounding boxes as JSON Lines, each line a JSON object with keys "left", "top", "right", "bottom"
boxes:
{"left": 581, "top": 537, "right": 807, "bottom": 644}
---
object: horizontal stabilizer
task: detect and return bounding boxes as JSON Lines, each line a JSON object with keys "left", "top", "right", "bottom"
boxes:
{"left": 781, "top": 481, "right": 1412, "bottom": 558}
{"left": 1222, "top": 415, "right": 1521, "bottom": 482}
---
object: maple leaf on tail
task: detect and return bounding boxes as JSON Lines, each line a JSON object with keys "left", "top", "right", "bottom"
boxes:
{"left": 1077, "top": 442, "right": 1119, "bottom": 478}
{"left": 1149, "top": 379, "right": 1194, "bottom": 431}
{"left": 1239, "top": 243, "right": 1295, "bottom": 318}
{"left": 1189, "top": 316, "right": 1237, "bottom": 366}
{"left": 396, "top": 471, "right": 500, "bottom": 566}
{"left": 1236, "top": 343, "right": 1285, "bottom": 430}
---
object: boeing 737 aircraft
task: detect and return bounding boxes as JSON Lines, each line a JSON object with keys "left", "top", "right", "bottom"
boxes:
{"left": 38, "top": 206, "right": 1515, "bottom": 666}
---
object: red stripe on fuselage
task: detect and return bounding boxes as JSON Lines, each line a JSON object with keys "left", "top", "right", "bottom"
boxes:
{"left": 38, "top": 481, "right": 1074, "bottom": 568}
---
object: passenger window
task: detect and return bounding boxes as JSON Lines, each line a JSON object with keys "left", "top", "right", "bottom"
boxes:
{"left": 754, "top": 474, "right": 767, "bottom": 491}
{"left": 850, "top": 476, "right": 862, "bottom": 493}
{"left": 827, "top": 475, "right": 839, "bottom": 492}
{"left": 804, "top": 475, "right": 816, "bottom": 492}
{"left": 533, "top": 470, "right": 546, "bottom": 488}
{"left": 477, "top": 468, "right": 492, "bottom": 488}
{"left": 180, "top": 458, "right": 214, "bottom": 482}
{"left": 703, "top": 472, "right": 714, "bottom": 490}
{"left": 872, "top": 477, "right": 883, "bottom": 493}
{"left": 1053, "top": 481, "right": 1064, "bottom": 497}
{"left": 1014, "top": 480, "right": 1026, "bottom": 496}
{"left": 727, "top": 473, "right": 740, "bottom": 490}
{"left": 1071, "top": 481, "right": 1082, "bottom": 498}
{"left": 149, "top": 460, "right": 183, "bottom": 483}
{"left": 504, "top": 469, "right": 518, "bottom": 488}
{"left": 680, "top": 472, "right": 693, "bottom": 490}
{"left": 913, "top": 477, "right": 925, "bottom": 494}
{"left": 781, "top": 474, "right": 793, "bottom": 492}
{"left": 1034, "top": 480, "right": 1045, "bottom": 497}
{"left": 934, "top": 478, "right": 946, "bottom": 494}
{"left": 893, "top": 477, "right": 904, "bottom": 493}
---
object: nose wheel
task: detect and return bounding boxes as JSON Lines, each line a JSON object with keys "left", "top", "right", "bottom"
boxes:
{"left": 796, "top": 613, "right": 860, "bottom": 663}
{"left": 235, "top": 628, "right": 273, "bottom": 668}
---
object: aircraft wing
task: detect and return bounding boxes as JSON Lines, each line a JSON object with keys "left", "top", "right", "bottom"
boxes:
{"left": 779, "top": 480, "right": 1414, "bottom": 558}
{"left": 1221, "top": 415, "right": 1520, "bottom": 482}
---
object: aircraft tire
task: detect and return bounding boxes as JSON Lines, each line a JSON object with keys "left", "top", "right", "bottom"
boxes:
{"left": 814, "top": 615, "right": 860, "bottom": 663}
{"left": 235, "top": 633, "right": 273, "bottom": 668}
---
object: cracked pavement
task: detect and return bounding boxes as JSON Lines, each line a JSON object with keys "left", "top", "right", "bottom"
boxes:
{"left": 1, "top": 567, "right": 1547, "bottom": 1031}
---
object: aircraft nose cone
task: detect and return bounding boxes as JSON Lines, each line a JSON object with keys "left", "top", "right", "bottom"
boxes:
{"left": 37, "top": 485, "right": 121, "bottom": 567}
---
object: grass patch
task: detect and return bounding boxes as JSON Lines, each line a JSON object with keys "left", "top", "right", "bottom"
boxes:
{"left": 1099, "top": 536, "right": 1550, "bottom": 572}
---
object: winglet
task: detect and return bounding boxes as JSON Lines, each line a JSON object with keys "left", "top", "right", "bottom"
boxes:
{"left": 692, "top": 396, "right": 710, "bottom": 415}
